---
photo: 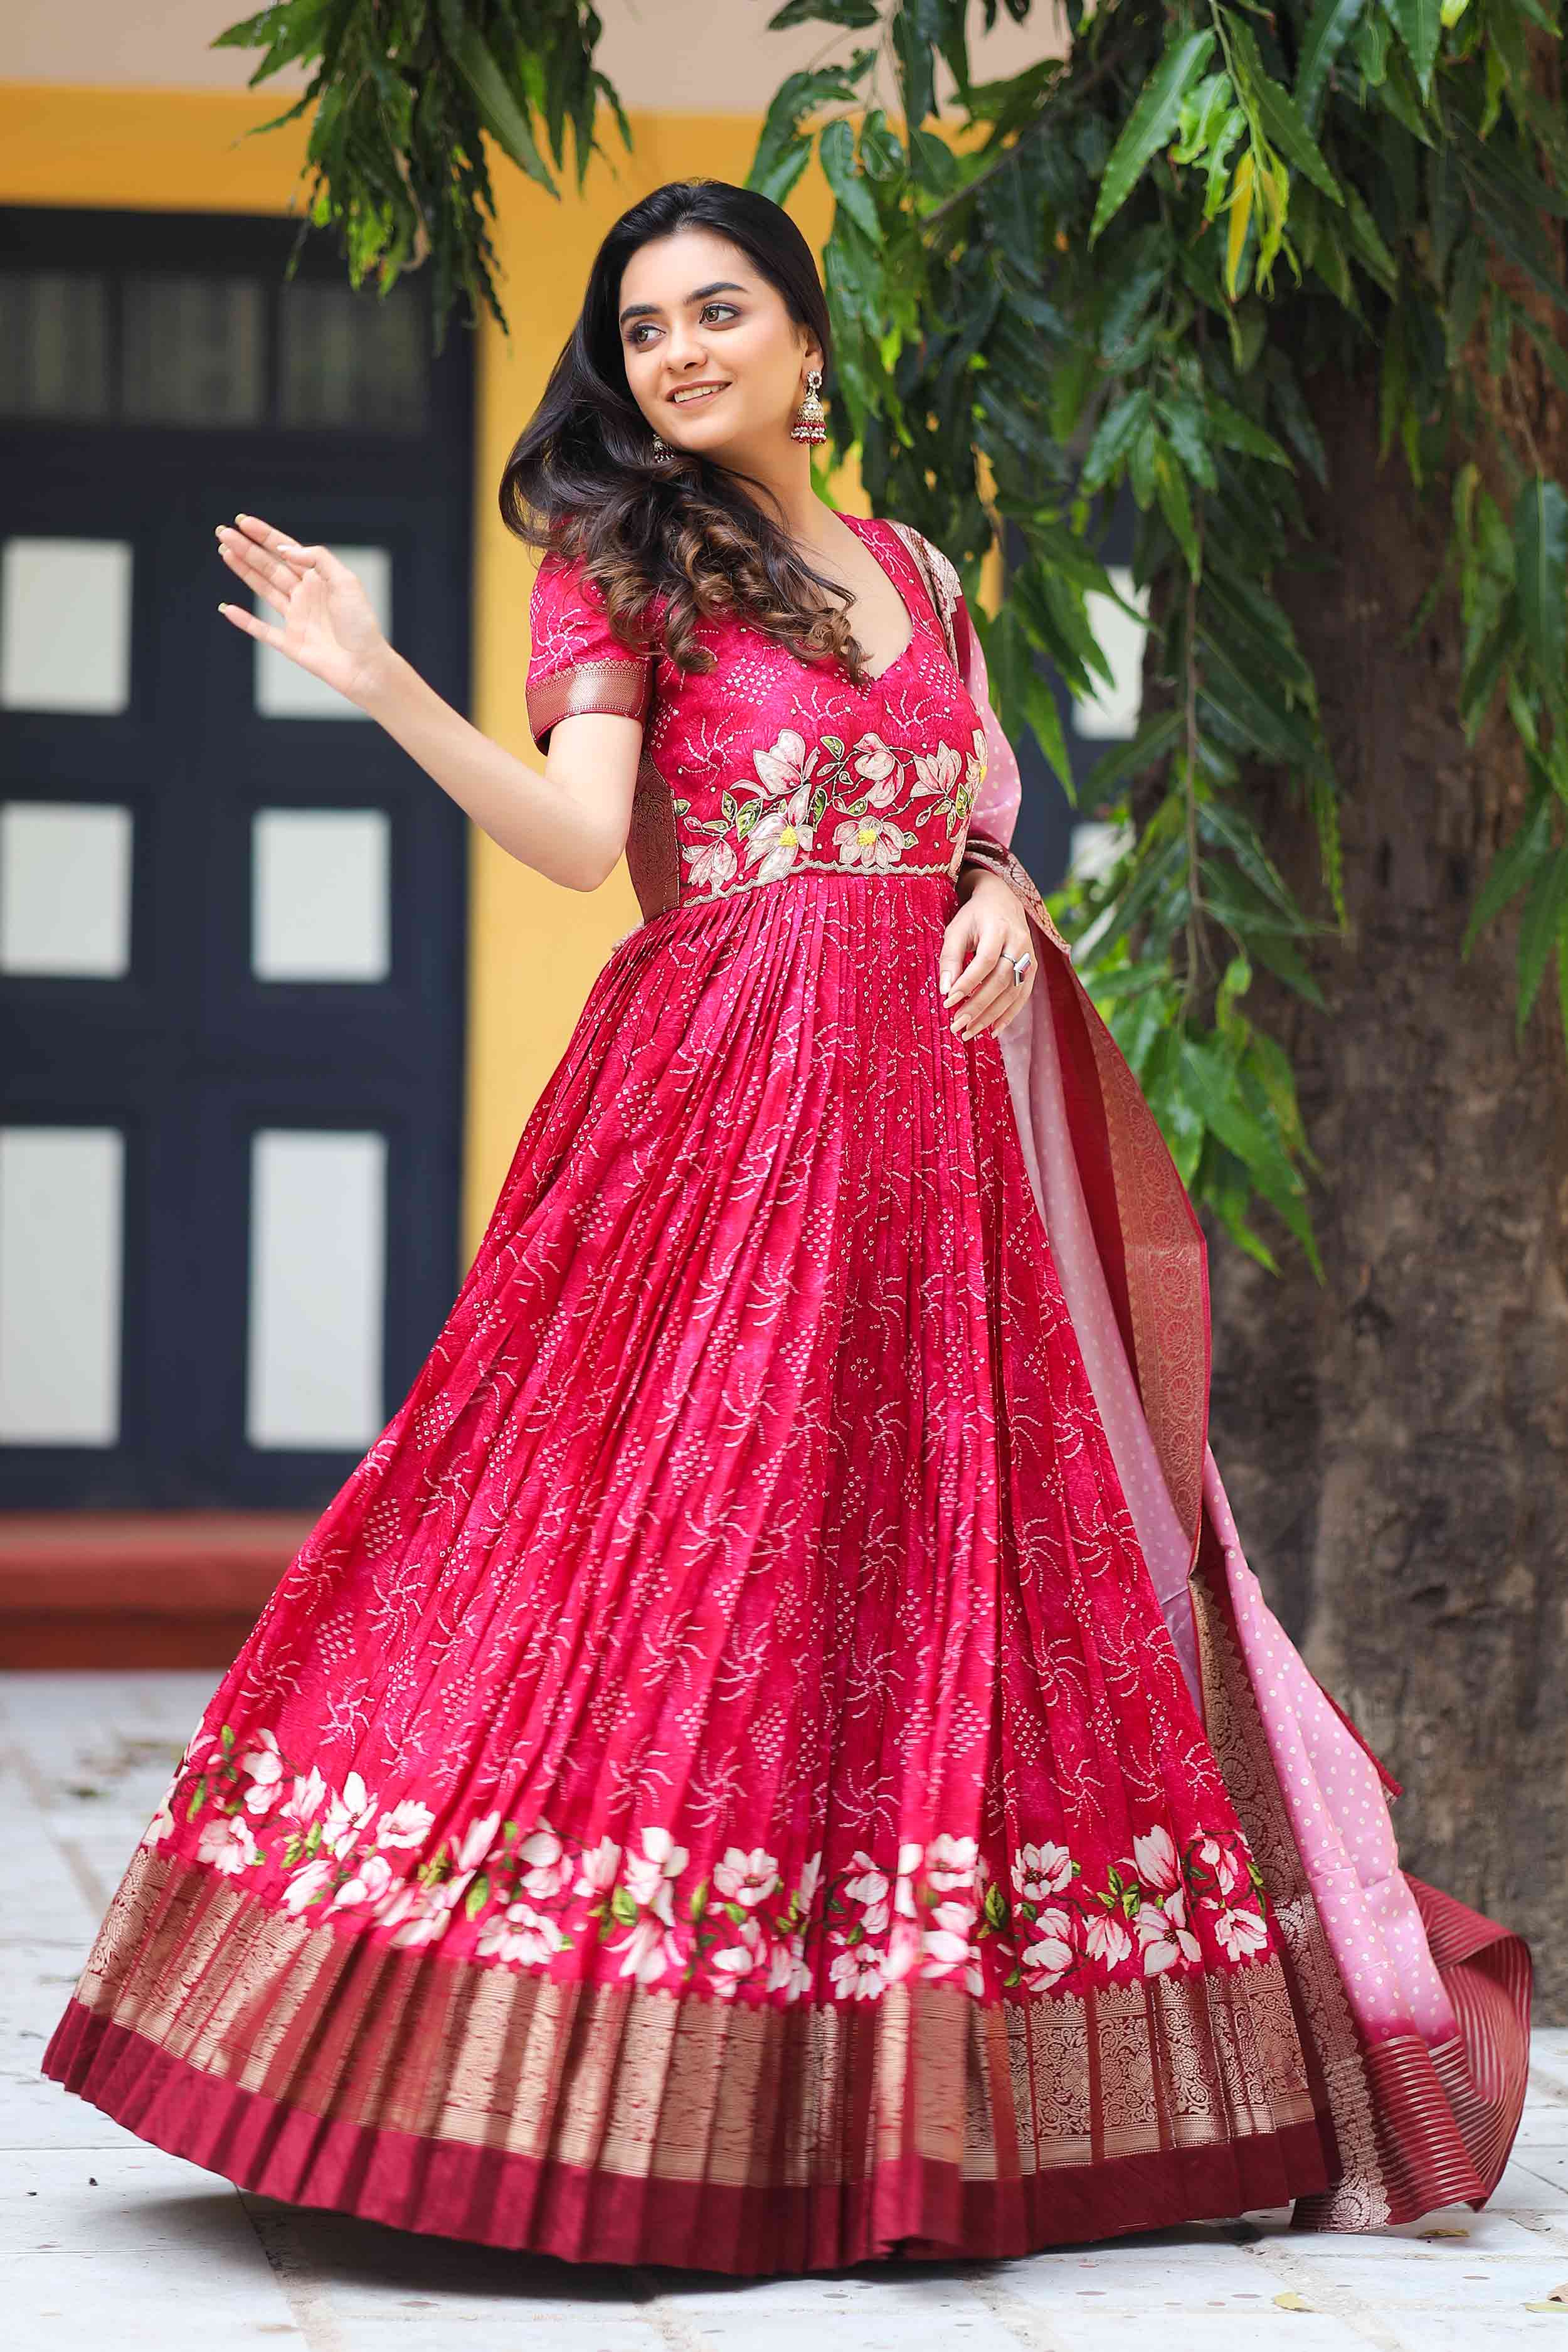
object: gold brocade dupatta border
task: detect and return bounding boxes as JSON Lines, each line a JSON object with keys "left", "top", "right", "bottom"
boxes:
{"left": 887, "top": 518, "right": 1210, "bottom": 1570}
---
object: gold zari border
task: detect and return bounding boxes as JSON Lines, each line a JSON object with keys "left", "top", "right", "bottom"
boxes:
{"left": 74, "top": 1846, "right": 1318, "bottom": 2191}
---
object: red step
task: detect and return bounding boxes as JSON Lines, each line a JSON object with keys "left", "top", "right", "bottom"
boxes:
{"left": 0, "top": 1511, "right": 314, "bottom": 1668}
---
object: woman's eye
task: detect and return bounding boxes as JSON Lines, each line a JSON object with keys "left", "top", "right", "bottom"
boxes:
{"left": 629, "top": 303, "right": 737, "bottom": 347}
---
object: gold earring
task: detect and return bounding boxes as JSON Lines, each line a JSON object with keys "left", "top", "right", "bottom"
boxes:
{"left": 790, "top": 368, "right": 827, "bottom": 445}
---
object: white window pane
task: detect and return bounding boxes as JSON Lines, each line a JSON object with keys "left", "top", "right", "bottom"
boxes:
{"left": 0, "top": 1127, "right": 123, "bottom": 1445}
{"left": 1071, "top": 567, "right": 1150, "bottom": 742}
{"left": 246, "top": 1129, "right": 385, "bottom": 1449}
{"left": 1068, "top": 819, "right": 1135, "bottom": 884}
{"left": 252, "top": 808, "right": 390, "bottom": 982}
{"left": 253, "top": 546, "right": 390, "bottom": 720}
{"left": 1, "top": 538, "right": 132, "bottom": 715}
{"left": 1, "top": 802, "right": 132, "bottom": 976}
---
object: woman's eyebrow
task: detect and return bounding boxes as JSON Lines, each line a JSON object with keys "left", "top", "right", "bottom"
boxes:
{"left": 618, "top": 280, "right": 750, "bottom": 327}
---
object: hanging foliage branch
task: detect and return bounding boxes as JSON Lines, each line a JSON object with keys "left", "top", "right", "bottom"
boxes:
{"left": 211, "top": 0, "right": 630, "bottom": 340}
{"left": 751, "top": 0, "right": 1568, "bottom": 1273}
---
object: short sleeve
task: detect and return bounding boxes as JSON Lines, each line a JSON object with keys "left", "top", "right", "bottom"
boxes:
{"left": 525, "top": 550, "right": 655, "bottom": 755}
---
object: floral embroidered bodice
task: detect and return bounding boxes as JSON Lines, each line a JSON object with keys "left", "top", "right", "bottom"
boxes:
{"left": 525, "top": 512, "right": 987, "bottom": 921}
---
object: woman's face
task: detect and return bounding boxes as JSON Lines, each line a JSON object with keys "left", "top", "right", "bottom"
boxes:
{"left": 616, "top": 225, "right": 820, "bottom": 464}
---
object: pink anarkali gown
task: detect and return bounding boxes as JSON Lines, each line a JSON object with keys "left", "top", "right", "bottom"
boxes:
{"left": 44, "top": 513, "right": 1531, "bottom": 2273}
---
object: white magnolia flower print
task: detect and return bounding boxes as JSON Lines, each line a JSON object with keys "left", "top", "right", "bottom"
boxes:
{"left": 965, "top": 723, "right": 988, "bottom": 801}
{"left": 329, "top": 1853, "right": 395, "bottom": 1911}
{"left": 711, "top": 1919, "right": 765, "bottom": 1997}
{"left": 377, "top": 1872, "right": 471, "bottom": 1949}
{"left": 279, "top": 1854, "right": 337, "bottom": 1912}
{"left": 322, "top": 1772, "right": 377, "bottom": 1858}
{"left": 282, "top": 1767, "right": 329, "bottom": 1825}
{"left": 833, "top": 813, "right": 908, "bottom": 873}
{"left": 623, "top": 1827, "right": 689, "bottom": 1923}
{"left": 517, "top": 1823, "right": 575, "bottom": 1898}
{"left": 842, "top": 1849, "right": 893, "bottom": 1935}
{"left": 713, "top": 1846, "right": 780, "bottom": 1908}
{"left": 196, "top": 1812, "right": 260, "bottom": 1875}
{"left": 767, "top": 1935, "right": 813, "bottom": 1999}
{"left": 1012, "top": 1841, "right": 1074, "bottom": 1902}
{"left": 477, "top": 1900, "right": 569, "bottom": 1969}
{"left": 682, "top": 834, "right": 738, "bottom": 891}
{"left": 1020, "top": 1907, "right": 1077, "bottom": 1993}
{"left": 166, "top": 1720, "right": 1278, "bottom": 2009}
{"left": 849, "top": 731, "right": 901, "bottom": 804}
{"left": 926, "top": 1834, "right": 980, "bottom": 1893}
{"left": 911, "top": 739, "right": 963, "bottom": 807}
{"left": 883, "top": 1918, "right": 924, "bottom": 1984}
{"left": 236, "top": 1729, "right": 285, "bottom": 1816}
{"left": 829, "top": 1945, "right": 887, "bottom": 2001}
{"left": 1135, "top": 1887, "right": 1202, "bottom": 1976}
{"left": 454, "top": 1811, "right": 502, "bottom": 1873}
{"left": 374, "top": 1799, "right": 435, "bottom": 1851}
{"left": 1084, "top": 1912, "right": 1135, "bottom": 1969}
{"left": 751, "top": 726, "right": 819, "bottom": 798}
{"left": 573, "top": 1835, "right": 622, "bottom": 1897}
{"left": 1214, "top": 1905, "right": 1270, "bottom": 1962}
{"left": 1131, "top": 1824, "right": 1182, "bottom": 1897}
{"left": 744, "top": 785, "right": 815, "bottom": 883}
{"left": 1196, "top": 1834, "right": 1245, "bottom": 1899}
{"left": 613, "top": 1914, "right": 684, "bottom": 1985}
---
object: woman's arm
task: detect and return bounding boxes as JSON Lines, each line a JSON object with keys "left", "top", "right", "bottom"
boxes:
{"left": 215, "top": 515, "right": 637, "bottom": 895}
{"left": 358, "top": 646, "right": 639, "bottom": 893}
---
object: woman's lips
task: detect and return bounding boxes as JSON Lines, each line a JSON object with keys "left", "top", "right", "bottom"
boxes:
{"left": 669, "top": 383, "right": 728, "bottom": 407}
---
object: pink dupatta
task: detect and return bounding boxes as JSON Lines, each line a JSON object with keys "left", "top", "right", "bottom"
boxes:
{"left": 889, "top": 521, "right": 1532, "bottom": 2229}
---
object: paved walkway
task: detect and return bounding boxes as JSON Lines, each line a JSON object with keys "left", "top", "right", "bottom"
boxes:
{"left": 6, "top": 1671, "right": 1566, "bottom": 2349}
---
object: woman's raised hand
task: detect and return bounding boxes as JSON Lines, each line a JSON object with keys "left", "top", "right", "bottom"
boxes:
{"left": 215, "top": 514, "right": 391, "bottom": 708}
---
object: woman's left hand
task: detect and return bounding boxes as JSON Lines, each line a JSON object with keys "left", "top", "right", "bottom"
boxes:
{"left": 940, "top": 871, "right": 1037, "bottom": 1040}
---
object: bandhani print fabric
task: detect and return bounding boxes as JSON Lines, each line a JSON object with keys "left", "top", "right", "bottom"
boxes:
{"left": 43, "top": 510, "right": 1530, "bottom": 2274}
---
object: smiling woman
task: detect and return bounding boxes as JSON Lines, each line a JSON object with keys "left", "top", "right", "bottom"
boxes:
{"left": 43, "top": 175, "right": 1530, "bottom": 2280}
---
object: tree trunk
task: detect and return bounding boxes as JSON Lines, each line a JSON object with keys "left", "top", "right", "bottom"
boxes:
{"left": 1206, "top": 372, "right": 1568, "bottom": 2023}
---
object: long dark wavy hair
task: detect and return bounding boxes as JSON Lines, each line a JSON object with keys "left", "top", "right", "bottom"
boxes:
{"left": 498, "top": 178, "right": 880, "bottom": 687}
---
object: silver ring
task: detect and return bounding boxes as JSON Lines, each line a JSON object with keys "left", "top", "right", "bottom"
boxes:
{"left": 1003, "top": 949, "right": 1032, "bottom": 985}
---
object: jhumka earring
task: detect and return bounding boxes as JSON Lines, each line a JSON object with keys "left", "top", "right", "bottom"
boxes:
{"left": 789, "top": 368, "right": 827, "bottom": 445}
{"left": 649, "top": 431, "right": 674, "bottom": 464}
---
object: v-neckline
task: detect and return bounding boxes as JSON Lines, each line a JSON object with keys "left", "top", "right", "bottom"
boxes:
{"left": 825, "top": 509, "right": 917, "bottom": 686}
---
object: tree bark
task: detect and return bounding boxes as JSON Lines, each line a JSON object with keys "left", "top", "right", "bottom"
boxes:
{"left": 1206, "top": 373, "right": 1568, "bottom": 2022}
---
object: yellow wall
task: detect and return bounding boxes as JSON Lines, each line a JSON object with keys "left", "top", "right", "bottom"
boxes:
{"left": 0, "top": 80, "right": 995, "bottom": 1267}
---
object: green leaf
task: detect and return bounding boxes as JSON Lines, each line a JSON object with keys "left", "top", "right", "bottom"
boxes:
{"left": 1379, "top": 0, "right": 1441, "bottom": 98}
{"left": 1081, "top": 387, "right": 1155, "bottom": 492}
{"left": 1513, "top": 478, "right": 1568, "bottom": 689}
{"left": 220, "top": 1723, "right": 236, "bottom": 1752}
{"left": 1089, "top": 30, "right": 1217, "bottom": 245}
{"left": 1296, "top": 0, "right": 1367, "bottom": 130}
{"left": 1517, "top": 844, "right": 1568, "bottom": 1036}
{"left": 1462, "top": 779, "right": 1552, "bottom": 955}
{"left": 1206, "top": 396, "right": 1293, "bottom": 467}
{"left": 818, "top": 117, "right": 881, "bottom": 244}
{"left": 1081, "top": 710, "right": 1184, "bottom": 805}
{"left": 1343, "top": 183, "right": 1399, "bottom": 294}
{"left": 464, "top": 1873, "right": 490, "bottom": 1920}
{"left": 448, "top": 21, "right": 558, "bottom": 194}
{"left": 1156, "top": 447, "right": 1201, "bottom": 577}
{"left": 610, "top": 1884, "right": 638, "bottom": 1925}
{"left": 1229, "top": 23, "right": 1344, "bottom": 202}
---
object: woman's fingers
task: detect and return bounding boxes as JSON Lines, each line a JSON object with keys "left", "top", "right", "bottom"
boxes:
{"left": 948, "top": 939, "right": 1035, "bottom": 1038}
{"left": 216, "top": 531, "right": 294, "bottom": 621}
{"left": 215, "top": 599, "right": 287, "bottom": 651}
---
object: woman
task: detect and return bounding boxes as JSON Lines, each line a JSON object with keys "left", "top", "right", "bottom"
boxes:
{"left": 44, "top": 178, "right": 1530, "bottom": 2275}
